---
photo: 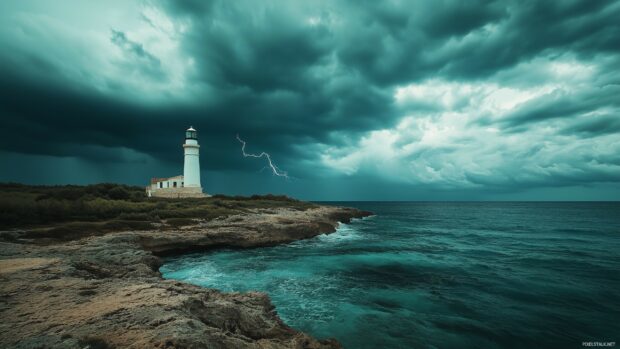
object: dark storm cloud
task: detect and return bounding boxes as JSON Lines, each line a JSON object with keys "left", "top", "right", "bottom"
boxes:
{"left": 158, "top": 0, "right": 402, "bottom": 143}
{"left": 0, "top": 0, "right": 619, "bottom": 199}
{"left": 180, "top": 8, "right": 329, "bottom": 92}
{"left": 0, "top": 0, "right": 403, "bottom": 175}
{"left": 0, "top": 61, "right": 272, "bottom": 172}
{"left": 333, "top": 0, "right": 620, "bottom": 84}
{"left": 0, "top": 49, "right": 377, "bottom": 175}
{"left": 561, "top": 114, "right": 620, "bottom": 137}
{"left": 0, "top": 64, "right": 169, "bottom": 159}
{"left": 499, "top": 84, "right": 620, "bottom": 130}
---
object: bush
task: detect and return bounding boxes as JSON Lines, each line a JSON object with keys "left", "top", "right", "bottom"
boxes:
{"left": 108, "top": 187, "right": 131, "bottom": 200}
{"left": 0, "top": 183, "right": 314, "bottom": 231}
{"left": 166, "top": 218, "right": 196, "bottom": 227}
{"left": 118, "top": 212, "right": 153, "bottom": 221}
{"left": 250, "top": 194, "right": 293, "bottom": 201}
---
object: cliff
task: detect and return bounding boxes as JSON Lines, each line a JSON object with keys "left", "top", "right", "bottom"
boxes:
{"left": 0, "top": 205, "right": 371, "bottom": 349}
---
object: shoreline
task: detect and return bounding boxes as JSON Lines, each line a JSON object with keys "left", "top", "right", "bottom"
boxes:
{"left": 0, "top": 204, "right": 371, "bottom": 348}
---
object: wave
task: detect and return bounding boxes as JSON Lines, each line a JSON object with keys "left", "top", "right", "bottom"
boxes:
{"left": 317, "top": 222, "right": 364, "bottom": 243}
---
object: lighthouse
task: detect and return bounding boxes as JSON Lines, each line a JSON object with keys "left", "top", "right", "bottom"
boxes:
{"left": 146, "top": 126, "right": 207, "bottom": 198}
{"left": 183, "top": 126, "right": 201, "bottom": 188}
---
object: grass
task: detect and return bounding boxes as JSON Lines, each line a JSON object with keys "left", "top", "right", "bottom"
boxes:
{"left": 0, "top": 183, "right": 316, "bottom": 233}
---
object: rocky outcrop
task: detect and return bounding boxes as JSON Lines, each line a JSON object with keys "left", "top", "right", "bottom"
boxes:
{"left": 0, "top": 205, "right": 371, "bottom": 348}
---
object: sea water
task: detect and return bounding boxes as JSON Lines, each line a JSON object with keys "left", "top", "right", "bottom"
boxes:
{"left": 160, "top": 202, "right": 620, "bottom": 348}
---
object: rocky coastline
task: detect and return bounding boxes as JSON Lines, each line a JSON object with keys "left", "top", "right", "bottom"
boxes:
{"left": 0, "top": 205, "right": 371, "bottom": 348}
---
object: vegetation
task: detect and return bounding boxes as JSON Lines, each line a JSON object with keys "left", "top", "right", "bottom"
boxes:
{"left": 0, "top": 183, "right": 316, "bottom": 230}
{"left": 165, "top": 218, "right": 198, "bottom": 227}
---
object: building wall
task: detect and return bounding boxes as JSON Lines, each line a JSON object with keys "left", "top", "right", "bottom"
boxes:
{"left": 147, "top": 186, "right": 207, "bottom": 198}
{"left": 151, "top": 176, "right": 184, "bottom": 190}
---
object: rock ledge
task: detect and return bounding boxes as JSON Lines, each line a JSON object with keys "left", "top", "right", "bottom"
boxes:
{"left": 0, "top": 205, "right": 371, "bottom": 349}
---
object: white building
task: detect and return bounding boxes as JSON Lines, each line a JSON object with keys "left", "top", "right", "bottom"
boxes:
{"left": 146, "top": 127, "right": 208, "bottom": 198}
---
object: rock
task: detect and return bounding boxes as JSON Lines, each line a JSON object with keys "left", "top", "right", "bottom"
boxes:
{"left": 0, "top": 205, "right": 368, "bottom": 348}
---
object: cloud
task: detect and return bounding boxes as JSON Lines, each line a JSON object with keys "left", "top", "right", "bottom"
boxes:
{"left": 110, "top": 29, "right": 164, "bottom": 79}
{"left": 561, "top": 114, "right": 620, "bottom": 137}
{"left": 333, "top": 0, "right": 620, "bottom": 84}
{"left": 0, "top": 0, "right": 619, "bottom": 199}
{"left": 320, "top": 69, "right": 620, "bottom": 189}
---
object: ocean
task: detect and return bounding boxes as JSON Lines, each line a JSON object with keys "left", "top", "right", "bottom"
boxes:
{"left": 160, "top": 202, "right": 620, "bottom": 348}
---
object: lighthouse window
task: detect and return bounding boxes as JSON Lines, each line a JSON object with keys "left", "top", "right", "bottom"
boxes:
{"left": 159, "top": 182, "right": 163, "bottom": 188}
{"left": 173, "top": 182, "right": 177, "bottom": 188}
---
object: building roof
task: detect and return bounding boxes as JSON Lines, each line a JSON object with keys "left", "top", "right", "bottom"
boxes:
{"left": 150, "top": 175, "right": 183, "bottom": 184}
{"left": 187, "top": 126, "right": 196, "bottom": 131}
{"left": 150, "top": 177, "right": 166, "bottom": 184}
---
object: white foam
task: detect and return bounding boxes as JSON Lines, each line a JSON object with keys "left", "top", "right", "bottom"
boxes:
{"left": 318, "top": 222, "right": 363, "bottom": 243}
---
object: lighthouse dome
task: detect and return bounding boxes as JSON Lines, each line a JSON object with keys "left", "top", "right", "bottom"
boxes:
{"left": 185, "top": 126, "right": 198, "bottom": 140}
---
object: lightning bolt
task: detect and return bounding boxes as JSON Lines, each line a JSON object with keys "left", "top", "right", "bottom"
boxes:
{"left": 236, "top": 134, "right": 289, "bottom": 179}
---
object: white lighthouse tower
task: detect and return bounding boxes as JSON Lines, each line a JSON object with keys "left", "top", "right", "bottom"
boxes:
{"left": 183, "top": 126, "right": 201, "bottom": 188}
{"left": 145, "top": 126, "right": 207, "bottom": 198}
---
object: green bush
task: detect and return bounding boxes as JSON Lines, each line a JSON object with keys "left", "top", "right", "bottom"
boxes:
{"left": 108, "top": 186, "right": 131, "bottom": 200}
{"left": 0, "top": 183, "right": 315, "bottom": 231}
{"left": 250, "top": 194, "right": 293, "bottom": 201}
{"left": 166, "top": 218, "right": 196, "bottom": 227}
{"left": 118, "top": 212, "right": 153, "bottom": 221}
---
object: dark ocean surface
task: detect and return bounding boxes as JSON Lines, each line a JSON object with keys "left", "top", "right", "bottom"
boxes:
{"left": 160, "top": 202, "right": 620, "bottom": 348}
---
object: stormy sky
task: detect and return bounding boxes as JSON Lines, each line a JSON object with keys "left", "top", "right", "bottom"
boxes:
{"left": 1, "top": 0, "right": 619, "bottom": 200}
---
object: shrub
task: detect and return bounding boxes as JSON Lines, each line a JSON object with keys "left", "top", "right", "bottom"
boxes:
{"left": 166, "top": 218, "right": 196, "bottom": 227}
{"left": 118, "top": 212, "right": 153, "bottom": 221}
{"left": 250, "top": 194, "right": 293, "bottom": 201}
{"left": 0, "top": 183, "right": 314, "bottom": 230}
{"left": 108, "top": 187, "right": 131, "bottom": 200}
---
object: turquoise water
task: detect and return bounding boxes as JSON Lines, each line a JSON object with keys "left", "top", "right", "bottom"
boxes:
{"left": 160, "top": 202, "right": 620, "bottom": 348}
